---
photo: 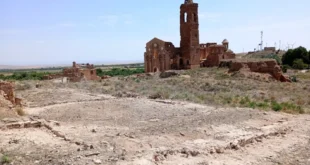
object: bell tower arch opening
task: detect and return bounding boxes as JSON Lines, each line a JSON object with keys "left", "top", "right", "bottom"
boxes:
{"left": 184, "top": 12, "right": 188, "bottom": 23}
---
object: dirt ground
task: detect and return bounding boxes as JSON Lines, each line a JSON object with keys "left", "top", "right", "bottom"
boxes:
{"left": 1, "top": 85, "right": 310, "bottom": 165}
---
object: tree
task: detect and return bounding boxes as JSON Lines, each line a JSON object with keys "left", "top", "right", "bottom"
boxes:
{"left": 292, "top": 46, "right": 309, "bottom": 64}
{"left": 309, "top": 50, "right": 310, "bottom": 63}
{"left": 282, "top": 46, "right": 309, "bottom": 67}
{"left": 282, "top": 49, "right": 294, "bottom": 66}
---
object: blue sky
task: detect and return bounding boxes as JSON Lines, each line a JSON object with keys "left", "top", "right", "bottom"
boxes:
{"left": 1, "top": 0, "right": 309, "bottom": 66}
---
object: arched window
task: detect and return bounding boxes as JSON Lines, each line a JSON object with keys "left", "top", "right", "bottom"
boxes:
{"left": 184, "top": 12, "right": 187, "bottom": 23}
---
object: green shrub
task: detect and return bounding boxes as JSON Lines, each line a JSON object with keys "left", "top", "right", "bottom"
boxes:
{"left": 1, "top": 155, "right": 11, "bottom": 164}
{"left": 96, "top": 68, "right": 144, "bottom": 77}
{"left": 239, "top": 96, "right": 250, "bottom": 106}
{"left": 0, "top": 71, "right": 53, "bottom": 81}
{"left": 282, "top": 46, "right": 309, "bottom": 67}
{"left": 271, "top": 101, "right": 282, "bottom": 111}
{"left": 289, "top": 75, "right": 298, "bottom": 82}
{"left": 248, "top": 102, "right": 257, "bottom": 109}
{"left": 281, "top": 65, "right": 290, "bottom": 73}
{"left": 263, "top": 54, "right": 281, "bottom": 64}
{"left": 292, "top": 59, "right": 308, "bottom": 69}
{"left": 256, "top": 102, "right": 269, "bottom": 109}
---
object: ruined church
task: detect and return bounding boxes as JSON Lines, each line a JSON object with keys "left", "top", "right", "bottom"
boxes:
{"left": 144, "top": 0, "right": 235, "bottom": 73}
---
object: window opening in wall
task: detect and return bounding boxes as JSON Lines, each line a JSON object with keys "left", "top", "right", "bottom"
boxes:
{"left": 184, "top": 12, "right": 187, "bottom": 23}
{"left": 187, "top": 60, "right": 190, "bottom": 65}
{"left": 179, "top": 59, "right": 184, "bottom": 65}
{"left": 90, "top": 70, "right": 94, "bottom": 75}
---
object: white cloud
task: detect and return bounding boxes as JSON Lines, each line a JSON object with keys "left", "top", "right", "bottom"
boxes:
{"left": 199, "top": 12, "right": 223, "bottom": 22}
{"left": 122, "top": 14, "right": 134, "bottom": 25}
{"left": 99, "top": 15, "right": 119, "bottom": 26}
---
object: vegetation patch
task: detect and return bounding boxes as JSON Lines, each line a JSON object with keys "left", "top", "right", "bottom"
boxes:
{"left": 282, "top": 46, "right": 310, "bottom": 69}
{"left": 236, "top": 96, "right": 304, "bottom": 114}
{"left": 96, "top": 68, "right": 144, "bottom": 77}
{"left": 1, "top": 155, "right": 11, "bottom": 164}
{"left": 0, "top": 72, "right": 53, "bottom": 81}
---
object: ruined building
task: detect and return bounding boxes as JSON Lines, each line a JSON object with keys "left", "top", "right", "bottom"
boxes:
{"left": 144, "top": 0, "right": 235, "bottom": 73}
{"left": 0, "top": 81, "right": 22, "bottom": 106}
{"left": 44, "top": 62, "right": 100, "bottom": 82}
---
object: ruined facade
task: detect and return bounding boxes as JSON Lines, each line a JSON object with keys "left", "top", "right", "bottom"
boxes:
{"left": 144, "top": 0, "right": 235, "bottom": 73}
{"left": 200, "top": 39, "right": 236, "bottom": 67}
{"left": 44, "top": 62, "right": 100, "bottom": 82}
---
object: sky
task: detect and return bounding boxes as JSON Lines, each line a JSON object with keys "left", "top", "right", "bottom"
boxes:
{"left": 0, "top": 0, "right": 310, "bottom": 66}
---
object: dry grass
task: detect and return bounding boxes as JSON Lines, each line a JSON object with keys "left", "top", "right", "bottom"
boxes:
{"left": 15, "top": 106, "right": 26, "bottom": 116}
{"left": 19, "top": 68, "right": 310, "bottom": 114}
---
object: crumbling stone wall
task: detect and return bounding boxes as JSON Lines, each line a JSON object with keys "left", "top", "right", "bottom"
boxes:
{"left": 0, "top": 81, "right": 15, "bottom": 105}
{"left": 0, "top": 81, "right": 22, "bottom": 106}
{"left": 223, "top": 59, "right": 291, "bottom": 82}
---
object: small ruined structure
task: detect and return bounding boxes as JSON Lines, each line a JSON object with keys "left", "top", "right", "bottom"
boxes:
{"left": 264, "top": 47, "right": 276, "bottom": 52}
{"left": 0, "top": 81, "right": 22, "bottom": 106}
{"left": 144, "top": 0, "right": 235, "bottom": 73}
{"left": 44, "top": 62, "right": 100, "bottom": 82}
{"left": 221, "top": 59, "right": 291, "bottom": 82}
{"left": 200, "top": 39, "right": 236, "bottom": 67}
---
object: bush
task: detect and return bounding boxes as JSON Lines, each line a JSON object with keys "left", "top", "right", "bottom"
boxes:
{"left": 0, "top": 71, "right": 53, "bottom": 81}
{"left": 292, "top": 59, "right": 308, "bottom": 69}
{"left": 281, "top": 65, "right": 290, "bottom": 73}
{"left": 96, "top": 68, "right": 144, "bottom": 77}
{"left": 1, "top": 155, "right": 11, "bottom": 164}
{"left": 271, "top": 102, "right": 282, "bottom": 111}
{"left": 289, "top": 75, "right": 298, "bottom": 82}
{"left": 263, "top": 54, "right": 281, "bottom": 64}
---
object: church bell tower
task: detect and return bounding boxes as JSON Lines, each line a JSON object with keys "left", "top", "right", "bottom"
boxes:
{"left": 180, "top": 0, "right": 200, "bottom": 69}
